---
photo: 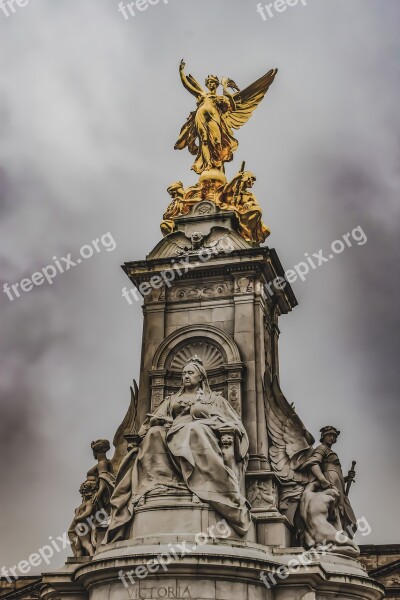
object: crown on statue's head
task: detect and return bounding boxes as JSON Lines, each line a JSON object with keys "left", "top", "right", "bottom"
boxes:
{"left": 205, "top": 74, "right": 219, "bottom": 85}
{"left": 187, "top": 355, "right": 204, "bottom": 367}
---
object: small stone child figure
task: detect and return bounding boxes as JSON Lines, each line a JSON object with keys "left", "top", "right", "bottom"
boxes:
{"left": 68, "top": 479, "right": 97, "bottom": 558}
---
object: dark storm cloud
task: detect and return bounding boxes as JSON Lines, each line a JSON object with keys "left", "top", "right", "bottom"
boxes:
{"left": 328, "top": 160, "right": 400, "bottom": 417}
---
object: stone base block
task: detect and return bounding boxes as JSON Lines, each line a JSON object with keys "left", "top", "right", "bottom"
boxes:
{"left": 252, "top": 510, "right": 293, "bottom": 547}
{"left": 128, "top": 490, "right": 256, "bottom": 544}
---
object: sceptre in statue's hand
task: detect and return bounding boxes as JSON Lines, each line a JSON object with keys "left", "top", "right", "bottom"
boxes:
{"left": 345, "top": 461, "right": 357, "bottom": 496}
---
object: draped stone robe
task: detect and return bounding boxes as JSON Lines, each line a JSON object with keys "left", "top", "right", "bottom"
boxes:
{"left": 104, "top": 392, "right": 251, "bottom": 543}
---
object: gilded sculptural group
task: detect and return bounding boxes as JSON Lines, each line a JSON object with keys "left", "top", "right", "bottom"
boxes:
{"left": 161, "top": 168, "right": 269, "bottom": 245}
{"left": 161, "top": 61, "right": 277, "bottom": 246}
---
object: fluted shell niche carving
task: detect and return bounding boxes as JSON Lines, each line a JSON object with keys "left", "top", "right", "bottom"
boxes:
{"left": 171, "top": 341, "right": 224, "bottom": 372}
{"left": 150, "top": 331, "right": 245, "bottom": 416}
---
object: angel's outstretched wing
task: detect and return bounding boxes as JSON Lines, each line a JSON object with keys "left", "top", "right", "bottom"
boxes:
{"left": 225, "top": 69, "right": 278, "bottom": 131}
{"left": 110, "top": 380, "right": 139, "bottom": 475}
{"left": 174, "top": 111, "right": 198, "bottom": 154}
{"left": 263, "top": 371, "right": 314, "bottom": 483}
{"left": 203, "top": 228, "right": 231, "bottom": 250}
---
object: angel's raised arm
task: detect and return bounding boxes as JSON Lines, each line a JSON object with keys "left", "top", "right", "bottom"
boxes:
{"left": 221, "top": 79, "right": 237, "bottom": 111}
{"left": 179, "top": 59, "right": 203, "bottom": 98}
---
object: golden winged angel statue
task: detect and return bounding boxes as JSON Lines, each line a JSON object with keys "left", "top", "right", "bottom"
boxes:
{"left": 174, "top": 60, "right": 278, "bottom": 175}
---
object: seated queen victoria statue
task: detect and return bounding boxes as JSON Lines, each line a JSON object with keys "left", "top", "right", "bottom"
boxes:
{"left": 104, "top": 357, "right": 251, "bottom": 543}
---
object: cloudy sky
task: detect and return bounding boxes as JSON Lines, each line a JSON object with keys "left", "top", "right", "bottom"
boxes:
{"left": 0, "top": 0, "right": 399, "bottom": 573}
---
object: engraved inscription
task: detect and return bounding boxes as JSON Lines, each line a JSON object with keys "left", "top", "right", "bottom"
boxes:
{"left": 127, "top": 585, "right": 191, "bottom": 599}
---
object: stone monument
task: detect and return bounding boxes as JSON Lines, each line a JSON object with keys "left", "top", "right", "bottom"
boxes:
{"left": 40, "top": 61, "right": 385, "bottom": 600}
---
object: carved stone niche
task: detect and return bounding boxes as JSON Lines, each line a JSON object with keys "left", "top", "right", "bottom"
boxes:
{"left": 149, "top": 325, "right": 245, "bottom": 415}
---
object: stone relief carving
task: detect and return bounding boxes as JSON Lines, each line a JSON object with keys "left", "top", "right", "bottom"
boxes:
{"left": 158, "top": 222, "right": 236, "bottom": 259}
{"left": 247, "top": 479, "right": 278, "bottom": 511}
{"left": 190, "top": 231, "right": 204, "bottom": 248}
{"left": 154, "top": 325, "right": 242, "bottom": 368}
{"left": 152, "top": 390, "right": 163, "bottom": 409}
{"left": 228, "top": 384, "right": 239, "bottom": 400}
{"left": 228, "top": 384, "right": 241, "bottom": 414}
{"left": 228, "top": 370, "right": 240, "bottom": 379}
{"left": 171, "top": 341, "right": 224, "bottom": 372}
{"left": 169, "top": 281, "right": 233, "bottom": 302}
{"left": 147, "top": 287, "right": 166, "bottom": 304}
{"left": 235, "top": 276, "right": 253, "bottom": 294}
{"left": 193, "top": 201, "right": 215, "bottom": 215}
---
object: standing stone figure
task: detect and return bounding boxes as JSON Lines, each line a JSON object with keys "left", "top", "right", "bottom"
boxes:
{"left": 87, "top": 439, "right": 116, "bottom": 512}
{"left": 300, "top": 426, "right": 357, "bottom": 537}
{"left": 104, "top": 357, "right": 251, "bottom": 543}
{"left": 264, "top": 373, "right": 359, "bottom": 557}
{"left": 68, "top": 442, "right": 115, "bottom": 558}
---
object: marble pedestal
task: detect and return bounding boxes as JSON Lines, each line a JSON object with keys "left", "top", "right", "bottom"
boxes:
{"left": 42, "top": 499, "right": 384, "bottom": 600}
{"left": 42, "top": 540, "right": 385, "bottom": 600}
